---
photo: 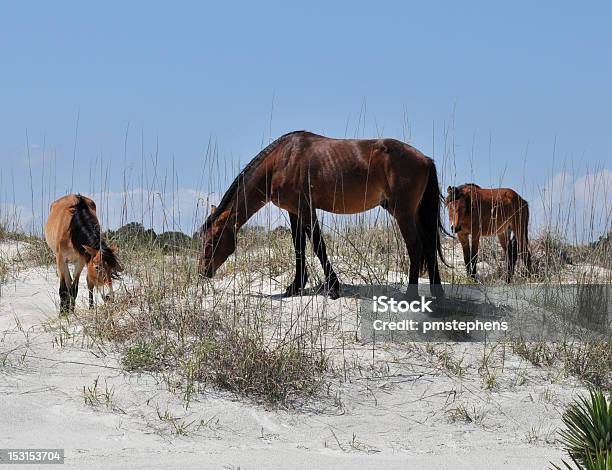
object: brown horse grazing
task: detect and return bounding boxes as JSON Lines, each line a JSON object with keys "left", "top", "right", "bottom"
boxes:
{"left": 198, "top": 130, "right": 447, "bottom": 299}
{"left": 445, "top": 184, "right": 533, "bottom": 281}
{"left": 45, "top": 194, "right": 123, "bottom": 313}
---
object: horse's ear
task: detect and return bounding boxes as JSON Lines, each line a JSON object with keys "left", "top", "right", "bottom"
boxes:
{"left": 82, "top": 245, "right": 98, "bottom": 257}
{"left": 210, "top": 205, "right": 217, "bottom": 215}
{"left": 372, "top": 140, "right": 389, "bottom": 154}
{"left": 446, "top": 186, "right": 459, "bottom": 202}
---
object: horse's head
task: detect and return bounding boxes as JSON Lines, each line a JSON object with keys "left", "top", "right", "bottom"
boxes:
{"left": 198, "top": 206, "right": 237, "bottom": 278}
{"left": 83, "top": 244, "right": 123, "bottom": 288}
{"left": 445, "top": 186, "right": 472, "bottom": 233}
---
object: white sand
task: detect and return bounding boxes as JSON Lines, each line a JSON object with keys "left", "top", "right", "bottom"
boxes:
{"left": 0, "top": 241, "right": 586, "bottom": 469}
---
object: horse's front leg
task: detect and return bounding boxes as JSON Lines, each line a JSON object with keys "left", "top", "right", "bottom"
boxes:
{"left": 87, "top": 277, "right": 95, "bottom": 309}
{"left": 306, "top": 214, "right": 340, "bottom": 299}
{"left": 56, "top": 254, "right": 72, "bottom": 315}
{"left": 457, "top": 233, "right": 472, "bottom": 278}
{"left": 107, "top": 282, "right": 115, "bottom": 301}
{"left": 284, "top": 212, "right": 309, "bottom": 297}
{"left": 71, "top": 258, "right": 86, "bottom": 308}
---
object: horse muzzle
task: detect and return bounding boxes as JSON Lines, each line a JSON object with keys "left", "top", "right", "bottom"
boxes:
{"left": 198, "top": 265, "right": 215, "bottom": 278}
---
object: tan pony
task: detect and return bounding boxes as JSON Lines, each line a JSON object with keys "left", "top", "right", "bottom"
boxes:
{"left": 45, "top": 194, "right": 123, "bottom": 313}
{"left": 445, "top": 184, "right": 533, "bottom": 281}
{"left": 198, "top": 131, "right": 447, "bottom": 299}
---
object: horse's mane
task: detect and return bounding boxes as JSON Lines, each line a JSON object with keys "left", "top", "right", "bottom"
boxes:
{"left": 459, "top": 183, "right": 482, "bottom": 191}
{"left": 69, "top": 195, "right": 120, "bottom": 270}
{"left": 447, "top": 183, "right": 482, "bottom": 202}
{"left": 201, "top": 130, "right": 307, "bottom": 232}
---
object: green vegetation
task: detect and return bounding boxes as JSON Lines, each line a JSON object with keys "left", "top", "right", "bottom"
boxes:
{"left": 105, "top": 222, "right": 198, "bottom": 253}
{"left": 551, "top": 389, "right": 612, "bottom": 470}
{"left": 122, "top": 340, "right": 170, "bottom": 372}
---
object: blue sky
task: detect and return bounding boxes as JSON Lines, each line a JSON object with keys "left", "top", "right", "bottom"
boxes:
{"left": 0, "top": 1, "right": 610, "bottom": 239}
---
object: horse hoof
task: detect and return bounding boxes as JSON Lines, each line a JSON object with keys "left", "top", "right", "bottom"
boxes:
{"left": 431, "top": 286, "right": 445, "bottom": 299}
{"left": 404, "top": 285, "right": 419, "bottom": 300}
{"left": 283, "top": 285, "right": 304, "bottom": 297}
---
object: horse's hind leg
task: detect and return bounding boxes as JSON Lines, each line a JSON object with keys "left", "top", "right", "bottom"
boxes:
{"left": 510, "top": 236, "right": 519, "bottom": 279}
{"left": 516, "top": 234, "right": 532, "bottom": 276}
{"left": 393, "top": 212, "right": 422, "bottom": 298}
{"left": 498, "top": 229, "right": 517, "bottom": 282}
{"left": 469, "top": 233, "right": 480, "bottom": 279}
{"left": 284, "top": 212, "right": 309, "bottom": 297}
{"left": 518, "top": 225, "right": 533, "bottom": 276}
{"left": 419, "top": 222, "right": 443, "bottom": 295}
{"left": 514, "top": 212, "right": 533, "bottom": 276}
{"left": 305, "top": 213, "right": 340, "bottom": 299}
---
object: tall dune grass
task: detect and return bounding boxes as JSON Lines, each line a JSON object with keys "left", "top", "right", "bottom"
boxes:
{"left": 1, "top": 122, "right": 610, "bottom": 406}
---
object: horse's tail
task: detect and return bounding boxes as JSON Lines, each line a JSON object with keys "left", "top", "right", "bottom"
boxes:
{"left": 418, "top": 161, "right": 449, "bottom": 274}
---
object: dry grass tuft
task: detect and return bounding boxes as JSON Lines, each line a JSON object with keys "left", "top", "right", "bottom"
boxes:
{"left": 66, "top": 237, "right": 330, "bottom": 406}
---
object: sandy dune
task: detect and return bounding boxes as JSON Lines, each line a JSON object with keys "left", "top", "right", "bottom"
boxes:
{"left": 0, "top": 241, "right": 586, "bottom": 469}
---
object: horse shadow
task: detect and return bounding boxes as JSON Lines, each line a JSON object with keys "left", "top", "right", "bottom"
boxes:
{"left": 254, "top": 282, "right": 510, "bottom": 342}
{"left": 260, "top": 282, "right": 507, "bottom": 321}
{"left": 260, "top": 282, "right": 407, "bottom": 302}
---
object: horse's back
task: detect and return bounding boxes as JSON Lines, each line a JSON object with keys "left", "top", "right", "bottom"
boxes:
{"left": 473, "top": 187, "right": 526, "bottom": 206}
{"left": 472, "top": 187, "right": 529, "bottom": 235}
{"left": 494, "top": 188, "right": 528, "bottom": 210}
{"left": 272, "top": 133, "right": 431, "bottom": 214}
{"left": 282, "top": 133, "right": 432, "bottom": 186}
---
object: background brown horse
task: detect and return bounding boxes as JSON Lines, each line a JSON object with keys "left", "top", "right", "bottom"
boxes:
{"left": 45, "top": 194, "right": 123, "bottom": 313}
{"left": 446, "top": 184, "right": 532, "bottom": 281}
{"left": 198, "top": 131, "right": 446, "bottom": 298}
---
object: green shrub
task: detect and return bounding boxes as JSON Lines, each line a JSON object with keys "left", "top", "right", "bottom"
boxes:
{"left": 551, "top": 389, "right": 612, "bottom": 469}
